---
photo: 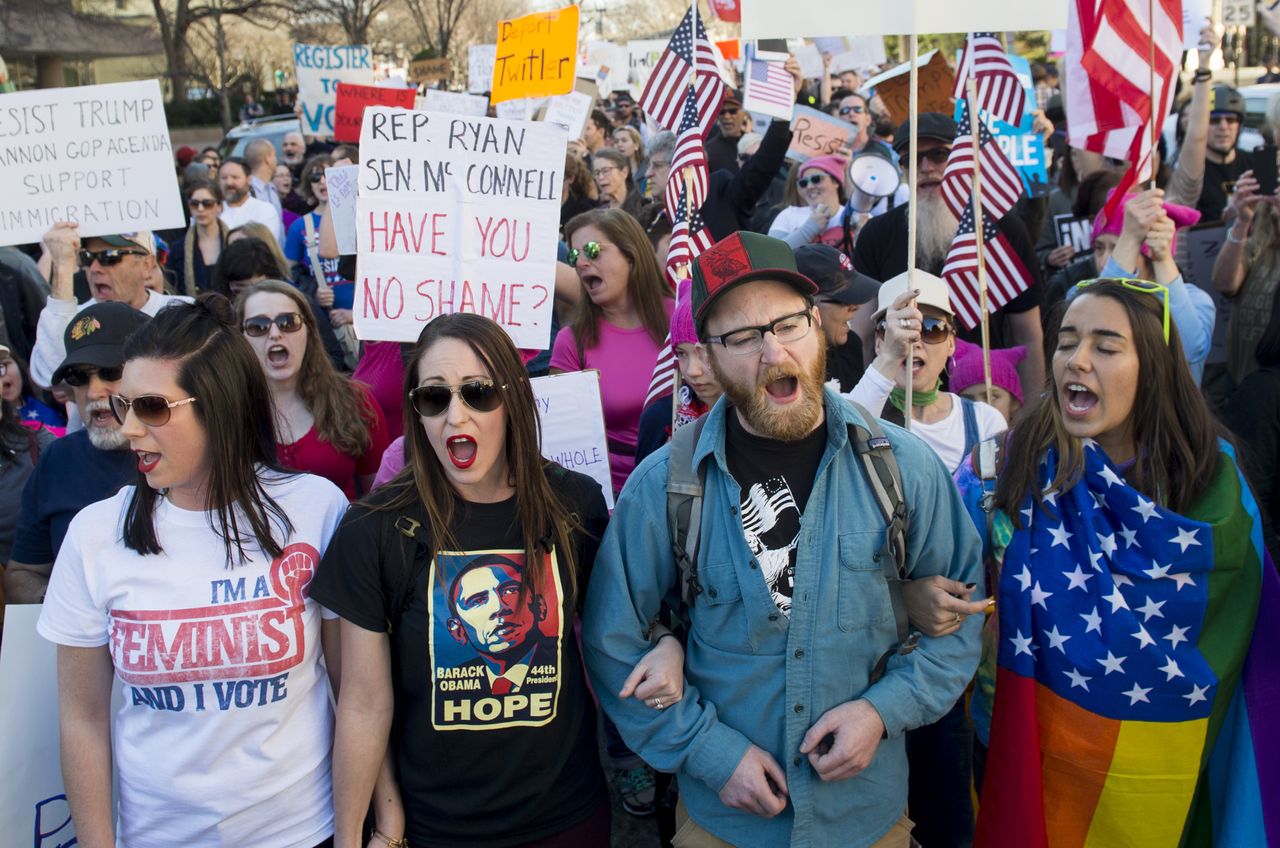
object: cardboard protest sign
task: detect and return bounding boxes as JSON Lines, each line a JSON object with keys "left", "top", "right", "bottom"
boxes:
{"left": 468, "top": 44, "right": 497, "bottom": 93}
{"left": 334, "top": 82, "right": 416, "bottom": 143}
{"left": 421, "top": 89, "right": 490, "bottom": 117}
{"left": 355, "top": 107, "right": 562, "bottom": 349}
{"left": 531, "top": 371, "right": 614, "bottom": 509}
{"left": 788, "top": 105, "right": 856, "bottom": 162}
{"left": 866, "top": 50, "right": 954, "bottom": 123}
{"left": 491, "top": 5, "right": 580, "bottom": 104}
{"left": 542, "top": 91, "right": 593, "bottom": 138}
{"left": 739, "top": 0, "right": 1069, "bottom": 38}
{"left": 1053, "top": 213, "right": 1092, "bottom": 253}
{"left": 0, "top": 79, "right": 184, "bottom": 247}
{"left": 294, "top": 43, "right": 375, "bottom": 136}
{"left": 409, "top": 57, "right": 451, "bottom": 84}
{"left": 627, "top": 40, "right": 668, "bottom": 93}
{"left": 326, "top": 164, "right": 360, "bottom": 255}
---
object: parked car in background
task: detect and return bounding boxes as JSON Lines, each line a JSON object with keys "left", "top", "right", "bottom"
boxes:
{"left": 218, "top": 114, "right": 303, "bottom": 160}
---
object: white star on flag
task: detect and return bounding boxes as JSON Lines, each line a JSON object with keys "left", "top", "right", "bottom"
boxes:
{"left": 1064, "top": 564, "right": 1094, "bottom": 591}
{"left": 1119, "top": 525, "right": 1138, "bottom": 548}
{"left": 1010, "top": 629, "right": 1035, "bottom": 657}
{"left": 1097, "top": 532, "right": 1117, "bottom": 557}
{"left": 1090, "top": 491, "right": 1107, "bottom": 510}
{"left": 1132, "top": 496, "right": 1158, "bottom": 523}
{"left": 1170, "top": 527, "right": 1201, "bottom": 553}
{"left": 1163, "top": 623, "right": 1190, "bottom": 649}
{"left": 1049, "top": 524, "right": 1073, "bottom": 549}
{"left": 1088, "top": 550, "right": 1104, "bottom": 572}
{"left": 1042, "top": 488, "right": 1059, "bottom": 507}
{"left": 1021, "top": 506, "right": 1034, "bottom": 523}
{"left": 1184, "top": 683, "right": 1209, "bottom": 705}
{"left": 1135, "top": 596, "right": 1167, "bottom": 621}
{"left": 1158, "top": 656, "right": 1184, "bottom": 681}
{"left": 1113, "top": 573, "right": 1134, "bottom": 586}
{"left": 1030, "top": 581, "right": 1054, "bottom": 609}
{"left": 1015, "top": 565, "right": 1032, "bottom": 591}
{"left": 1097, "top": 651, "right": 1127, "bottom": 675}
{"left": 1081, "top": 606, "right": 1103, "bottom": 633}
{"left": 1144, "top": 561, "right": 1172, "bottom": 580}
{"left": 1064, "top": 667, "right": 1092, "bottom": 690}
{"left": 1132, "top": 625, "right": 1155, "bottom": 649}
{"left": 1170, "top": 572, "right": 1197, "bottom": 591}
{"left": 1104, "top": 585, "right": 1129, "bottom": 612}
{"left": 1099, "top": 464, "right": 1124, "bottom": 488}
{"left": 1045, "top": 625, "right": 1072, "bottom": 652}
{"left": 1123, "top": 682, "right": 1152, "bottom": 705}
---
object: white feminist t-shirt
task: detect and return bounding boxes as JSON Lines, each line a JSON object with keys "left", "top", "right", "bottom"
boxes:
{"left": 39, "top": 471, "right": 347, "bottom": 848}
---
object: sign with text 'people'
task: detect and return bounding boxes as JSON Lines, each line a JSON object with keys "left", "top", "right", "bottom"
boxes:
{"left": 0, "top": 79, "right": 183, "bottom": 246}
{"left": 294, "top": 43, "right": 374, "bottom": 136}
{"left": 490, "top": 5, "right": 580, "bottom": 104}
{"left": 531, "top": 371, "right": 614, "bottom": 509}
{"left": 355, "top": 107, "right": 561, "bottom": 350}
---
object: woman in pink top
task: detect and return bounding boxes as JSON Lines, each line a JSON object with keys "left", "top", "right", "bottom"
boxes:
{"left": 550, "top": 209, "right": 674, "bottom": 494}
{"left": 236, "top": 279, "right": 389, "bottom": 499}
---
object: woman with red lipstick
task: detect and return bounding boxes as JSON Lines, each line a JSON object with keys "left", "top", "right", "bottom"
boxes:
{"left": 551, "top": 209, "right": 674, "bottom": 494}
{"left": 236, "top": 279, "right": 389, "bottom": 500}
{"left": 38, "top": 295, "right": 349, "bottom": 847}
{"left": 312, "top": 313, "right": 616, "bottom": 848}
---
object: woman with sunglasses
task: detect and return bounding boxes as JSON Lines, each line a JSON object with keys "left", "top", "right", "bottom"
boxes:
{"left": 38, "top": 295, "right": 350, "bottom": 847}
{"left": 166, "top": 179, "right": 227, "bottom": 296}
{"left": 766, "top": 155, "right": 850, "bottom": 250}
{"left": 552, "top": 209, "right": 674, "bottom": 494}
{"left": 846, "top": 270, "right": 1007, "bottom": 473}
{"left": 237, "top": 279, "right": 388, "bottom": 500}
{"left": 590, "top": 148, "right": 643, "bottom": 218}
{"left": 311, "top": 312, "right": 614, "bottom": 848}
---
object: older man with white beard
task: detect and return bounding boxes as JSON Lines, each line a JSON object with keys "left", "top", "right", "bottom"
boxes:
{"left": 852, "top": 113, "right": 1045, "bottom": 403}
{"left": 5, "top": 302, "right": 146, "bottom": 603}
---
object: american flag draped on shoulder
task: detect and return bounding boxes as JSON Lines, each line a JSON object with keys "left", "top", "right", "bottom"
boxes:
{"left": 941, "top": 100, "right": 1025, "bottom": 222}
{"left": 942, "top": 198, "right": 1032, "bottom": 331}
{"left": 952, "top": 32, "right": 1028, "bottom": 127}
{"left": 637, "top": 6, "right": 726, "bottom": 137}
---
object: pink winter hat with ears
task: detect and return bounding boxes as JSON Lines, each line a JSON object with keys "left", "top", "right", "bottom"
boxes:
{"left": 949, "top": 339, "right": 1027, "bottom": 403}
{"left": 670, "top": 277, "right": 698, "bottom": 351}
{"left": 1091, "top": 190, "right": 1201, "bottom": 258}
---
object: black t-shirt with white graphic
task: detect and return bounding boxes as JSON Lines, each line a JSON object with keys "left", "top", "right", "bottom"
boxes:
{"left": 310, "top": 466, "right": 609, "bottom": 848}
{"left": 724, "top": 410, "right": 827, "bottom": 616}
{"left": 1199, "top": 149, "right": 1256, "bottom": 223}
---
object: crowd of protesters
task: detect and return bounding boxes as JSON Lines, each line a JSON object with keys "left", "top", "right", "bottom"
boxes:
{"left": 0, "top": 29, "right": 1276, "bottom": 848}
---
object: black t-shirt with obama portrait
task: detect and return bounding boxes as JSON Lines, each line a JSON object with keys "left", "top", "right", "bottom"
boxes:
{"left": 310, "top": 466, "right": 608, "bottom": 848}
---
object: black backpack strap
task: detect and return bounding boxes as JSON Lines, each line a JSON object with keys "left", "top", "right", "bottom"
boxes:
{"left": 387, "top": 513, "right": 431, "bottom": 635}
{"left": 666, "top": 415, "right": 709, "bottom": 609}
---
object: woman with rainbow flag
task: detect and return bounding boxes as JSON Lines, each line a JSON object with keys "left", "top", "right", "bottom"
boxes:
{"left": 955, "top": 278, "right": 1279, "bottom": 846}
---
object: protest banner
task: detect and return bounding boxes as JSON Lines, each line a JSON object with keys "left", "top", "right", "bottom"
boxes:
{"left": 355, "top": 107, "right": 562, "bottom": 350}
{"left": 739, "top": 0, "right": 1069, "bottom": 38}
{"left": 468, "top": 44, "right": 497, "bottom": 93}
{"left": 989, "top": 117, "right": 1048, "bottom": 196}
{"left": 326, "top": 164, "right": 360, "bottom": 255}
{"left": 542, "top": 91, "right": 593, "bottom": 138}
{"left": 531, "top": 371, "right": 614, "bottom": 509}
{"left": 334, "top": 82, "right": 416, "bottom": 143}
{"left": 583, "top": 40, "right": 628, "bottom": 95}
{"left": 1053, "top": 213, "right": 1092, "bottom": 253}
{"left": 0, "top": 79, "right": 184, "bottom": 247}
{"left": 294, "top": 43, "right": 374, "bottom": 136}
{"left": 793, "top": 42, "right": 824, "bottom": 79}
{"left": 866, "top": 50, "right": 954, "bottom": 123}
{"left": 408, "top": 57, "right": 451, "bottom": 85}
{"left": 490, "top": 5, "right": 580, "bottom": 104}
{"left": 421, "top": 89, "right": 490, "bottom": 117}
{"left": 627, "top": 39, "right": 668, "bottom": 93}
{"left": 787, "top": 105, "right": 856, "bottom": 161}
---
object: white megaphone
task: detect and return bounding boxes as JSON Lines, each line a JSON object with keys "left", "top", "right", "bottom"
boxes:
{"left": 846, "top": 143, "right": 902, "bottom": 214}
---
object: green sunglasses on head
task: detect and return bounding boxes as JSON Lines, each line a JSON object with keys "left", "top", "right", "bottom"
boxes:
{"left": 1073, "top": 278, "right": 1170, "bottom": 345}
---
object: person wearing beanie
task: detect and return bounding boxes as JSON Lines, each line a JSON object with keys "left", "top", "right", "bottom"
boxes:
{"left": 767, "top": 154, "right": 849, "bottom": 249}
{"left": 175, "top": 145, "right": 197, "bottom": 170}
{"left": 949, "top": 339, "right": 1026, "bottom": 424}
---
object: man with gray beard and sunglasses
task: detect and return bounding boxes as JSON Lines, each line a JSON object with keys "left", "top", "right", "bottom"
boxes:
{"left": 851, "top": 113, "right": 1046, "bottom": 405}
{"left": 5, "top": 302, "right": 145, "bottom": 603}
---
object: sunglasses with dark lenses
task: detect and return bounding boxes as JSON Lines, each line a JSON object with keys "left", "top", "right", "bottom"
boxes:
{"left": 1209, "top": 113, "right": 1241, "bottom": 125}
{"left": 409, "top": 380, "right": 506, "bottom": 417}
{"left": 914, "top": 147, "right": 952, "bottom": 167}
{"left": 566, "top": 241, "right": 605, "bottom": 265}
{"left": 242, "top": 312, "right": 305, "bottom": 337}
{"left": 876, "top": 315, "right": 954, "bottom": 344}
{"left": 78, "top": 249, "right": 145, "bottom": 268}
{"left": 62, "top": 365, "right": 124, "bottom": 387}
{"left": 308, "top": 171, "right": 325, "bottom": 183}
{"left": 797, "top": 174, "right": 831, "bottom": 189}
{"left": 188, "top": 198, "right": 219, "bottom": 209}
{"left": 839, "top": 105, "right": 867, "bottom": 115}
{"left": 109, "top": 394, "right": 198, "bottom": 427}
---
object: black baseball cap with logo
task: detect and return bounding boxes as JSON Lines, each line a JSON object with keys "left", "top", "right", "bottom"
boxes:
{"left": 793, "top": 244, "right": 880, "bottom": 306}
{"left": 691, "top": 232, "right": 818, "bottom": 337}
{"left": 50, "top": 301, "right": 148, "bottom": 386}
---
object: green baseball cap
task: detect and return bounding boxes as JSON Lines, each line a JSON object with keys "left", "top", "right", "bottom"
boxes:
{"left": 691, "top": 232, "right": 818, "bottom": 338}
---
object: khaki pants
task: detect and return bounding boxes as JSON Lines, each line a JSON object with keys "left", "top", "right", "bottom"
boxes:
{"left": 672, "top": 796, "right": 915, "bottom": 848}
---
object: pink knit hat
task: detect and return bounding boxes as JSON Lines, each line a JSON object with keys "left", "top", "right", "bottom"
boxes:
{"left": 799, "top": 154, "right": 848, "bottom": 189}
{"left": 670, "top": 277, "right": 698, "bottom": 351}
{"left": 949, "top": 339, "right": 1027, "bottom": 403}
{"left": 1091, "top": 190, "right": 1201, "bottom": 258}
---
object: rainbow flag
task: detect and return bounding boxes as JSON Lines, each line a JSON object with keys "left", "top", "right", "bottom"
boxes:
{"left": 976, "top": 441, "right": 1279, "bottom": 847}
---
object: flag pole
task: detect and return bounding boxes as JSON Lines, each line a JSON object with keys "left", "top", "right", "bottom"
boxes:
{"left": 1148, "top": 0, "right": 1158, "bottom": 190}
{"left": 966, "top": 78, "right": 994, "bottom": 408}
{"left": 904, "top": 32, "right": 919, "bottom": 429}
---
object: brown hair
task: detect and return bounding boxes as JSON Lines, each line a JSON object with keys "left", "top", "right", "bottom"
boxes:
{"left": 184, "top": 178, "right": 223, "bottom": 206}
{"left": 235, "top": 279, "right": 373, "bottom": 457}
{"left": 996, "top": 280, "right": 1224, "bottom": 520}
{"left": 376, "top": 313, "right": 586, "bottom": 602}
{"left": 564, "top": 153, "right": 596, "bottom": 201}
{"left": 563, "top": 208, "right": 672, "bottom": 350}
{"left": 298, "top": 153, "right": 334, "bottom": 207}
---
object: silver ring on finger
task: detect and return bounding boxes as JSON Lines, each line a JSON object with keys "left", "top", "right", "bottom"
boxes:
{"left": 654, "top": 697, "right": 664, "bottom": 710}
{"left": 953, "top": 612, "right": 962, "bottom": 624}
{"left": 899, "top": 317, "right": 912, "bottom": 329}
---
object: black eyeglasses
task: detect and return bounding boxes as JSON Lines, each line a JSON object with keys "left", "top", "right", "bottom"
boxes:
{"left": 188, "top": 198, "right": 219, "bottom": 210}
{"left": 567, "top": 241, "right": 608, "bottom": 265}
{"left": 308, "top": 172, "right": 325, "bottom": 183}
{"left": 797, "top": 174, "right": 831, "bottom": 189}
{"left": 79, "top": 249, "right": 145, "bottom": 268}
{"left": 409, "top": 380, "right": 506, "bottom": 417}
{"left": 914, "top": 147, "right": 952, "bottom": 167}
{"left": 242, "top": 313, "right": 304, "bottom": 337}
{"left": 876, "top": 315, "right": 954, "bottom": 344}
{"left": 63, "top": 365, "right": 124, "bottom": 387}
{"left": 706, "top": 309, "right": 814, "bottom": 355}
{"left": 110, "top": 393, "right": 197, "bottom": 427}
{"left": 839, "top": 105, "right": 866, "bottom": 116}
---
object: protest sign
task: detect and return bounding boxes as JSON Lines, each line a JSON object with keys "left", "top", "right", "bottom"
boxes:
{"left": 326, "top": 164, "right": 360, "bottom": 255}
{"left": 543, "top": 91, "right": 593, "bottom": 138}
{"left": 794, "top": 43, "right": 824, "bottom": 80}
{"left": 294, "top": 43, "right": 374, "bottom": 136}
{"left": 1183, "top": 224, "right": 1231, "bottom": 363}
{"left": 468, "top": 44, "right": 497, "bottom": 93}
{"left": 355, "top": 107, "right": 562, "bottom": 349}
{"left": 494, "top": 97, "right": 547, "bottom": 120}
{"left": 409, "top": 57, "right": 451, "bottom": 84}
{"left": 788, "top": 105, "right": 856, "bottom": 161}
{"left": 0, "top": 79, "right": 184, "bottom": 247}
{"left": 491, "top": 5, "right": 580, "bottom": 104}
{"left": 584, "top": 40, "right": 628, "bottom": 95}
{"left": 813, "top": 36, "right": 847, "bottom": 56}
{"left": 989, "top": 117, "right": 1049, "bottom": 196}
{"left": 1053, "top": 213, "right": 1092, "bottom": 253}
{"left": 843, "top": 36, "right": 889, "bottom": 72}
{"left": 740, "top": 0, "right": 1069, "bottom": 38}
{"left": 334, "top": 82, "right": 416, "bottom": 143}
{"left": 717, "top": 40, "right": 742, "bottom": 62}
{"left": 866, "top": 50, "right": 954, "bottom": 123}
{"left": 421, "top": 89, "right": 490, "bottom": 117}
{"left": 628, "top": 39, "right": 668, "bottom": 93}
{"left": 531, "top": 371, "right": 614, "bottom": 509}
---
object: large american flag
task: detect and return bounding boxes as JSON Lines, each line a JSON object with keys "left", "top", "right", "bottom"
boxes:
{"left": 1066, "top": 0, "right": 1181, "bottom": 211}
{"left": 942, "top": 197, "right": 1033, "bottom": 330}
{"left": 665, "top": 92, "right": 709, "bottom": 227}
{"left": 942, "top": 100, "right": 1025, "bottom": 222}
{"left": 638, "top": 7, "right": 727, "bottom": 137}
{"left": 952, "top": 32, "right": 1028, "bottom": 127}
